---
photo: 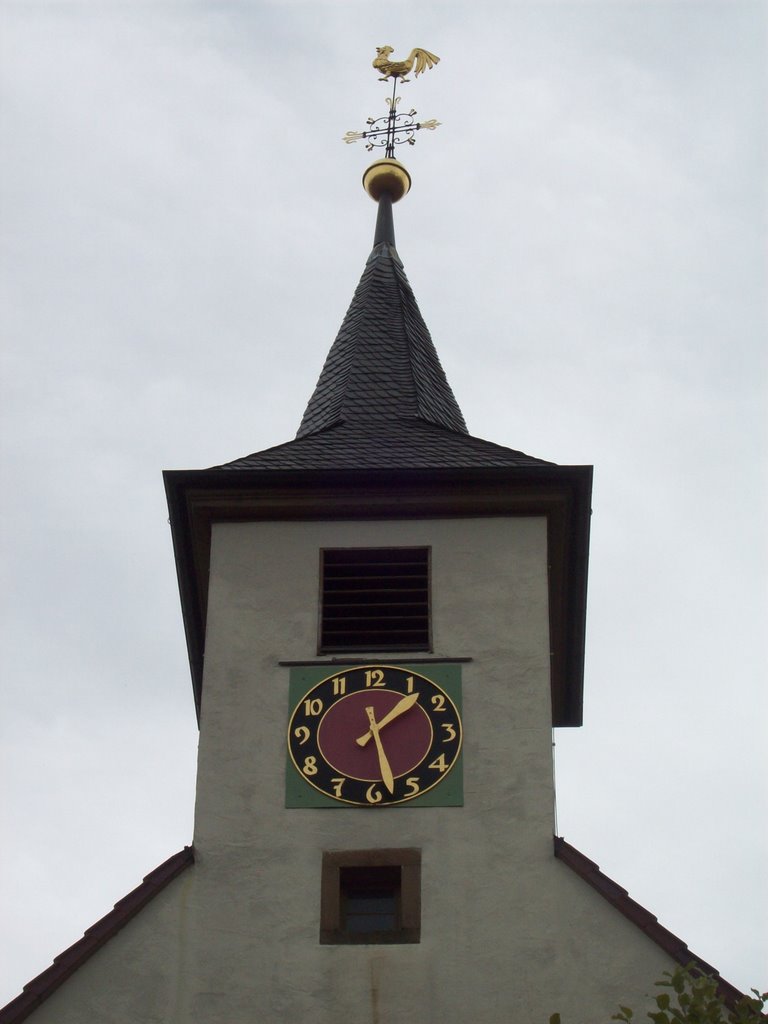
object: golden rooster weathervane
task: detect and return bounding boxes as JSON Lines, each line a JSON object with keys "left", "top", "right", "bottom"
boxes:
{"left": 372, "top": 45, "right": 440, "bottom": 82}
{"left": 343, "top": 45, "right": 442, "bottom": 170}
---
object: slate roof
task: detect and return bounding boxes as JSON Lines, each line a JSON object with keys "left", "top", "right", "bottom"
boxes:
{"left": 216, "top": 238, "right": 551, "bottom": 472}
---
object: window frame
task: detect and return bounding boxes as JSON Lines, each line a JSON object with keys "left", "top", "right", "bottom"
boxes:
{"left": 320, "top": 849, "right": 421, "bottom": 945}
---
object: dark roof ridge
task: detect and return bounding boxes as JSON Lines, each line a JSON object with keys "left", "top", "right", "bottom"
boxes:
{"left": 389, "top": 248, "right": 468, "bottom": 434}
{"left": 0, "top": 847, "right": 194, "bottom": 1024}
{"left": 553, "top": 836, "right": 748, "bottom": 1009}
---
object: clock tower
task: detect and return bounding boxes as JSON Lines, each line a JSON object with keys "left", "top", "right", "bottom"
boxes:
{"left": 1, "top": 51, "right": 747, "bottom": 1024}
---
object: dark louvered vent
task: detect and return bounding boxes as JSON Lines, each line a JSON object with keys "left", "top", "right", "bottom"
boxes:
{"left": 320, "top": 547, "right": 430, "bottom": 652}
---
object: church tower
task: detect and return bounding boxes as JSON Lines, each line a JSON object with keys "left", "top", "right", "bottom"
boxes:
{"left": 1, "top": 48, "right": 747, "bottom": 1024}
{"left": 161, "top": 132, "right": 594, "bottom": 1014}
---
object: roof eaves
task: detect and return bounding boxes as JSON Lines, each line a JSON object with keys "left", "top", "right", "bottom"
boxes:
{"left": 0, "top": 847, "right": 195, "bottom": 1024}
{"left": 553, "top": 836, "right": 747, "bottom": 1009}
{"left": 215, "top": 421, "right": 555, "bottom": 473}
{"left": 164, "top": 462, "right": 591, "bottom": 724}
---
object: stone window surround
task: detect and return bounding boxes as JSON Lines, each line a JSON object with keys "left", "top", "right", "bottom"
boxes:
{"left": 319, "top": 848, "right": 421, "bottom": 945}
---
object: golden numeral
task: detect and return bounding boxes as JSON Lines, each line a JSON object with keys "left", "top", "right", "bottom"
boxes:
{"left": 294, "top": 725, "right": 310, "bottom": 745}
{"left": 428, "top": 753, "right": 449, "bottom": 774}
{"left": 365, "top": 783, "right": 383, "bottom": 804}
{"left": 303, "top": 756, "right": 318, "bottom": 776}
{"left": 406, "top": 675, "right": 415, "bottom": 694}
{"left": 303, "top": 698, "right": 323, "bottom": 716}
{"left": 405, "top": 776, "right": 420, "bottom": 795}
{"left": 431, "top": 694, "right": 446, "bottom": 712}
{"left": 365, "top": 669, "right": 385, "bottom": 688}
{"left": 441, "top": 722, "right": 457, "bottom": 741}
{"left": 331, "top": 777, "right": 345, "bottom": 798}
{"left": 332, "top": 676, "right": 346, "bottom": 695}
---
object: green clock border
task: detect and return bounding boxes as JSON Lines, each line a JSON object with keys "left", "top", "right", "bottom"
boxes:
{"left": 285, "top": 663, "right": 464, "bottom": 808}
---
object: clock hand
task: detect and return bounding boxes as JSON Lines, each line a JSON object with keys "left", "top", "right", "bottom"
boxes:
{"left": 365, "top": 706, "right": 394, "bottom": 794}
{"left": 356, "top": 692, "right": 419, "bottom": 747}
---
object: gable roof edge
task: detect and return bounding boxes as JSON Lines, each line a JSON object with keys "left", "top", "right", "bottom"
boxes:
{"left": 0, "top": 846, "right": 195, "bottom": 1024}
{"left": 553, "top": 836, "right": 748, "bottom": 1009}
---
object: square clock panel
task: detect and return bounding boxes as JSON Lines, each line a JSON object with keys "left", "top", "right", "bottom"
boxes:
{"left": 285, "top": 663, "right": 463, "bottom": 808}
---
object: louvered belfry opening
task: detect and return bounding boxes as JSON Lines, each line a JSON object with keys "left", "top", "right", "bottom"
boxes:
{"left": 320, "top": 547, "right": 431, "bottom": 652}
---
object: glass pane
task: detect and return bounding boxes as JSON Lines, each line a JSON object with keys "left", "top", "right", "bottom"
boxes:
{"left": 346, "top": 896, "right": 396, "bottom": 915}
{"left": 346, "top": 913, "right": 397, "bottom": 933}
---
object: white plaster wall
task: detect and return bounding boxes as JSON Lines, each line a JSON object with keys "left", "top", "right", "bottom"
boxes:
{"left": 25, "top": 516, "right": 680, "bottom": 1024}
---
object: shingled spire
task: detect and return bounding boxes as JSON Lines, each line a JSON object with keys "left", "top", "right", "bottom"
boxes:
{"left": 296, "top": 196, "right": 467, "bottom": 439}
{"left": 219, "top": 183, "right": 550, "bottom": 471}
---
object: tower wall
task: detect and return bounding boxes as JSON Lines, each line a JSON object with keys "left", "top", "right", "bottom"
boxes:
{"left": 191, "top": 514, "right": 556, "bottom": 1019}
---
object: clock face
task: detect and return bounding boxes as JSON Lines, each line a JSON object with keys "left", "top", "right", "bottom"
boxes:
{"left": 287, "top": 665, "right": 462, "bottom": 806}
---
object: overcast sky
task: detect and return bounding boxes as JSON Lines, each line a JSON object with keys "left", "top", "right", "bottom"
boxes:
{"left": 1, "top": 0, "right": 766, "bottom": 1007}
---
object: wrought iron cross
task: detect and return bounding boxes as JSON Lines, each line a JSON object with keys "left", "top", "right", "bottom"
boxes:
{"left": 343, "top": 48, "right": 441, "bottom": 159}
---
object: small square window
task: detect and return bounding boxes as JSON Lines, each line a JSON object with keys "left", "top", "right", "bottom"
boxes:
{"left": 319, "top": 547, "right": 431, "bottom": 653}
{"left": 320, "top": 849, "right": 421, "bottom": 944}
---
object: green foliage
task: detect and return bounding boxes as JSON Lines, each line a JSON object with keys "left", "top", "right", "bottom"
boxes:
{"left": 551, "top": 965, "right": 767, "bottom": 1024}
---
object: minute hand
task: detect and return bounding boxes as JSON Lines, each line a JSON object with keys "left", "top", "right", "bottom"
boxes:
{"left": 366, "top": 707, "right": 394, "bottom": 794}
{"left": 356, "top": 692, "right": 419, "bottom": 747}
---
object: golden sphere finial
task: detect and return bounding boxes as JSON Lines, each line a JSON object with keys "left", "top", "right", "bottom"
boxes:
{"left": 362, "top": 158, "right": 411, "bottom": 202}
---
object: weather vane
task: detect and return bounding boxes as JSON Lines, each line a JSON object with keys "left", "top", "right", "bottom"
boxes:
{"left": 343, "top": 46, "right": 441, "bottom": 160}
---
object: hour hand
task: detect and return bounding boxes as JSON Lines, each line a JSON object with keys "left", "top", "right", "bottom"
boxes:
{"left": 356, "top": 692, "right": 419, "bottom": 747}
